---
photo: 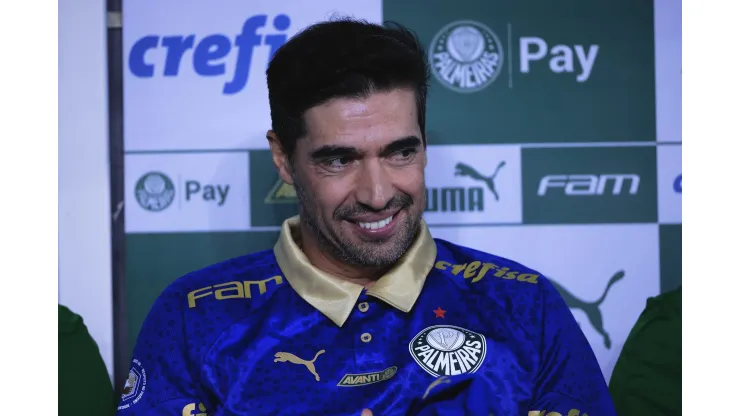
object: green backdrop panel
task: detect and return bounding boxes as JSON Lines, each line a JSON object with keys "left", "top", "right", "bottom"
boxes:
{"left": 383, "top": 0, "right": 656, "bottom": 144}
{"left": 522, "top": 146, "right": 658, "bottom": 224}
{"left": 659, "top": 224, "right": 682, "bottom": 293}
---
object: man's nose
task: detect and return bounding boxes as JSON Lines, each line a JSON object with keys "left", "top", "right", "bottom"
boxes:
{"left": 355, "top": 160, "right": 394, "bottom": 210}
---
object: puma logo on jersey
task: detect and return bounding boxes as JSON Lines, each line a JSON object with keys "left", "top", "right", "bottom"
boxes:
{"left": 274, "top": 349, "right": 325, "bottom": 381}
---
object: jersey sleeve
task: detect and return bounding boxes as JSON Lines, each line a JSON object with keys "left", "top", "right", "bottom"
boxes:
{"left": 116, "top": 287, "right": 210, "bottom": 416}
{"left": 527, "top": 278, "right": 617, "bottom": 416}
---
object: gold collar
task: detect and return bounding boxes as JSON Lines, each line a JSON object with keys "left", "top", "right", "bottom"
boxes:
{"left": 273, "top": 215, "right": 437, "bottom": 327}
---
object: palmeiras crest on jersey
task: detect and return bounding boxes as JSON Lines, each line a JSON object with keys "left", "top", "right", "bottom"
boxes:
{"left": 117, "top": 358, "right": 147, "bottom": 411}
{"left": 409, "top": 325, "right": 487, "bottom": 377}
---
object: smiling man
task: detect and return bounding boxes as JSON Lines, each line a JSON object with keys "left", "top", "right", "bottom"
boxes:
{"left": 117, "top": 18, "right": 616, "bottom": 416}
{"left": 270, "top": 86, "right": 426, "bottom": 284}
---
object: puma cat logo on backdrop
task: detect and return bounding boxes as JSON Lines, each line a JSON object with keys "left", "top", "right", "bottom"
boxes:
{"left": 551, "top": 270, "right": 625, "bottom": 349}
{"left": 454, "top": 161, "right": 506, "bottom": 201}
{"left": 274, "top": 350, "right": 325, "bottom": 381}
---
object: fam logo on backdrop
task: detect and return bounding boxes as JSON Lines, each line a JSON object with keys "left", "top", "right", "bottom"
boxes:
{"left": 521, "top": 147, "right": 658, "bottom": 224}
{"left": 135, "top": 171, "right": 231, "bottom": 212}
{"left": 674, "top": 174, "right": 682, "bottom": 194}
{"left": 128, "top": 14, "right": 291, "bottom": 95}
{"left": 537, "top": 174, "right": 640, "bottom": 197}
{"left": 430, "top": 20, "right": 600, "bottom": 93}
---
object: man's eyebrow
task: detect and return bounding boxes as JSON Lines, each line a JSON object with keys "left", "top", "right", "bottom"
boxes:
{"left": 309, "top": 145, "right": 360, "bottom": 161}
{"left": 309, "top": 136, "right": 423, "bottom": 161}
{"left": 380, "top": 136, "right": 423, "bottom": 155}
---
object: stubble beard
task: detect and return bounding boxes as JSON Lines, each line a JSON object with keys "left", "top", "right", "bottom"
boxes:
{"left": 293, "top": 177, "right": 422, "bottom": 269}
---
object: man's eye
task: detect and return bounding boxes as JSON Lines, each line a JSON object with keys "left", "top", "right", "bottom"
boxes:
{"left": 392, "top": 149, "right": 417, "bottom": 160}
{"left": 326, "top": 157, "right": 350, "bottom": 168}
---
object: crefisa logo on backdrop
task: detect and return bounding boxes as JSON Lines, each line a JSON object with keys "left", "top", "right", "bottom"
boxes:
{"left": 128, "top": 14, "right": 292, "bottom": 95}
{"left": 429, "top": 20, "right": 505, "bottom": 93}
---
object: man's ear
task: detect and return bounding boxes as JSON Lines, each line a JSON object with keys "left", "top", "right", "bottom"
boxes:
{"left": 266, "top": 130, "right": 294, "bottom": 185}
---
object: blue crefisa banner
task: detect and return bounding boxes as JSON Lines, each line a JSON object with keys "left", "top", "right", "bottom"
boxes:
{"left": 121, "top": 0, "right": 681, "bottom": 385}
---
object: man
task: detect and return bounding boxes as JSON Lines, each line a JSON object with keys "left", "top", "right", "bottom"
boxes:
{"left": 609, "top": 287, "right": 682, "bottom": 415}
{"left": 117, "top": 18, "right": 616, "bottom": 415}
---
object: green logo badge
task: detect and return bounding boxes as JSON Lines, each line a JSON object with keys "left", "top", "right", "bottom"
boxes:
{"left": 551, "top": 270, "right": 624, "bottom": 349}
{"left": 265, "top": 179, "right": 297, "bottom": 204}
{"left": 249, "top": 150, "right": 299, "bottom": 227}
{"left": 135, "top": 171, "right": 175, "bottom": 212}
{"left": 429, "top": 20, "right": 504, "bottom": 93}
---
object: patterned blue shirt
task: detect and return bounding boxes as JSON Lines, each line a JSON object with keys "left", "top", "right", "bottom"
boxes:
{"left": 116, "top": 216, "right": 616, "bottom": 415}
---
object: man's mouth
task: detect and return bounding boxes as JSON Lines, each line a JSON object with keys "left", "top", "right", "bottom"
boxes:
{"left": 344, "top": 209, "right": 403, "bottom": 234}
{"left": 357, "top": 214, "right": 394, "bottom": 230}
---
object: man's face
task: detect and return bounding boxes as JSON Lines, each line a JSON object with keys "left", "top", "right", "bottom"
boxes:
{"left": 274, "top": 88, "right": 427, "bottom": 268}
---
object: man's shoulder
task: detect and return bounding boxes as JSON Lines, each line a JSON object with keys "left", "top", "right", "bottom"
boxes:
{"left": 59, "top": 304, "right": 82, "bottom": 334}
{"left": 167, "top": 248, "right": 279, "bottom": 287}
{"left": 154, "top": 248, "right": 284, "bottom": 312}
{"left": 432, "top": 238, "right": 548, "bottom": 290}
{"left": 645, "top": 286, "right": 681, "bottom": 317}
{"left": 430, "top": 238, "right": 564, "bottom": 340}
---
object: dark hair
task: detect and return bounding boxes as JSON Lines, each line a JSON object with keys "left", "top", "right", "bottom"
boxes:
{"left": 266, "top": 17, "right": 431, "bottom": 160}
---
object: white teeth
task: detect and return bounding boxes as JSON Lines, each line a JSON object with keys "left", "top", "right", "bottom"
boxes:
{"left": 359, "top": 215, "right": 393, "bottom": 230}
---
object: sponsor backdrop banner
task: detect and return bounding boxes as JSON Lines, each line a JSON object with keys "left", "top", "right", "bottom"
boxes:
{"left": 121, "top": 0, "right": 681, "bottom": 384}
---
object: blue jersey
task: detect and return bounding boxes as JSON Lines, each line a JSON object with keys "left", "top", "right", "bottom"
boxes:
{"left": 117, "top": 216, "right": 616, "bottom": 416}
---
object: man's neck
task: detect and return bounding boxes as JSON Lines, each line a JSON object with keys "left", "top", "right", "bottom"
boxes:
{"left": 297, "top": 223, "right": 388, "bottom": 288}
